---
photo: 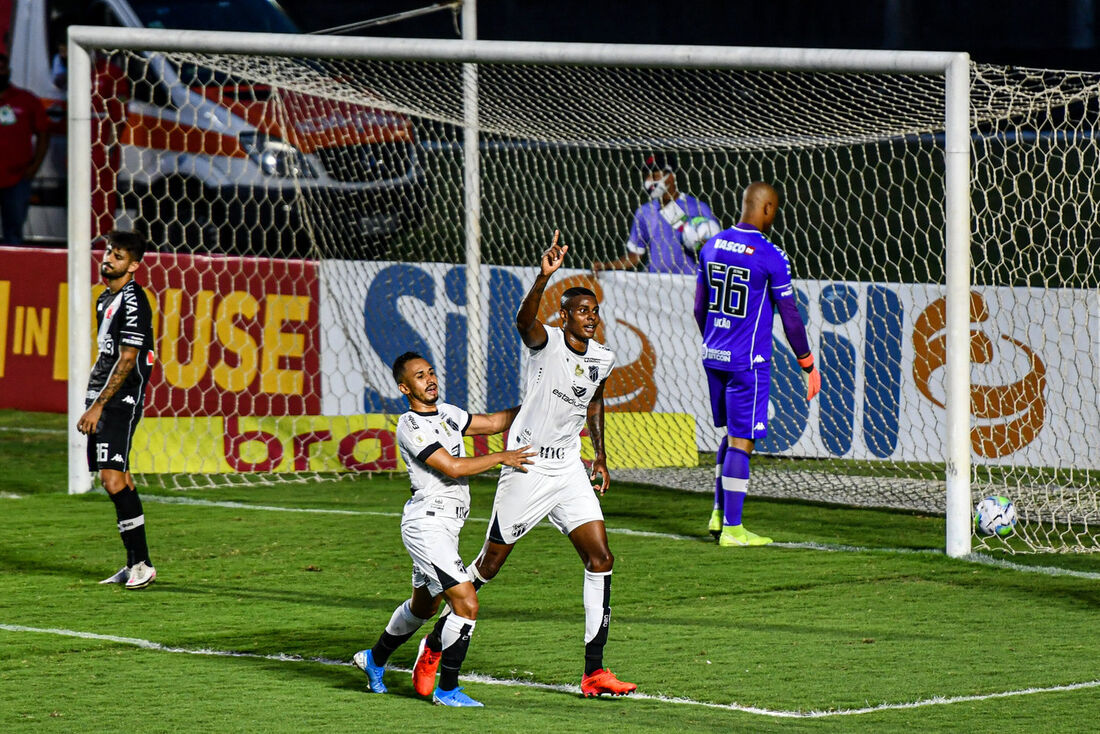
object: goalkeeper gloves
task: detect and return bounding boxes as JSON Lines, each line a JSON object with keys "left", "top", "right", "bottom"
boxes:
{"left": 797, "top": 353, "right": 821, "bottom": 401}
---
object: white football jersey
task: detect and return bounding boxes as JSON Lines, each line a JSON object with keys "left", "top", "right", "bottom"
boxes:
{"left": 395, "top": 402, "right": 472, "bottom": 501}
{"left": 507, "top": 325, "right": 616, "bottom": 475}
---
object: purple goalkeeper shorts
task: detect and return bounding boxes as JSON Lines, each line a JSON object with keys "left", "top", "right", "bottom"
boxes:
{"left": 705, "top": 366, "right": 770, "bottom": 440}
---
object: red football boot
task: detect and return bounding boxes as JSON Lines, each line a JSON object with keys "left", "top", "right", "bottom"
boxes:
{"left": 581, "top": 669, "right": 637, "bottom": 697}
{"left": 412, "top": 636, "right": 442, "bottom": 697}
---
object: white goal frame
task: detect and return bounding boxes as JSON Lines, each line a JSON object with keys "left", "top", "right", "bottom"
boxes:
{"left": 65, "top": 27, "right": 973, "bottom": 557}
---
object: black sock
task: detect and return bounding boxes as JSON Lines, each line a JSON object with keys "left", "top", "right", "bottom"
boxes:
{"left": 370, "top": 629, "right": 415, "bottom": 667}
{"left": 438, "top": 615, "right": 475, "bottom": 691}
{"left": 109, "top": 488, "right": 150, "bottom": 567}
{"left": 426, "top": 575, "right": 485, "bottom": 652}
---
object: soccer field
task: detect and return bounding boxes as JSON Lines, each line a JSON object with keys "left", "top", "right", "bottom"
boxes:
{"left": 2, "top": 410, "right": 1098, "bottom": 733}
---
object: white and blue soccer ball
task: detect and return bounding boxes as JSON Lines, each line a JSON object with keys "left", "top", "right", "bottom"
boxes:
{"left": 974, "top": 495, "right": 1017, "bottom": 537}
{"left": 680, "top": 216, "right": 721, "bottom": 254}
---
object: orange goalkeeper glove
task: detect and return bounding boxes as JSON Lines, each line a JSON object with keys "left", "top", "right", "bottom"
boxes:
{"left": 797, "top": 353, "right": 821, "bottom": 401}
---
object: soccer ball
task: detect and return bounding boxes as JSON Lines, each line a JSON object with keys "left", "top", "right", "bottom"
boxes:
{"left": 680, "top": 216, "right": 722, "bottom": 254}
{"left": 974, "top": 496, "right": 1017, "bottom": 537}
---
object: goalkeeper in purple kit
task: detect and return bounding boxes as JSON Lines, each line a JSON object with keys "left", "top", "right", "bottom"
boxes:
{"left": 693, "top": 182, "right": 821, "bottom": 546}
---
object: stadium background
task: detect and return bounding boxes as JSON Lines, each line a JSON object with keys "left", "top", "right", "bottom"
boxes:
{"left": 280, "top": 0, "right": 1100, "bottom": 71}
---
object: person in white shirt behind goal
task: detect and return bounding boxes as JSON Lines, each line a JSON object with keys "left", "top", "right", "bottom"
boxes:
{"left": 352, "top": 352, "right": 534, "bottom": 708}
{"left": 412, "top": 232, "right": 638, "bottom": 699}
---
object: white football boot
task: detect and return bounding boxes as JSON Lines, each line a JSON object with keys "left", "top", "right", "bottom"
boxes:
{"left": 99, "top": 566, "right": 130, "bottom": 584}
{"left": 125, "top": 561, "right": 157, "bottom": 589}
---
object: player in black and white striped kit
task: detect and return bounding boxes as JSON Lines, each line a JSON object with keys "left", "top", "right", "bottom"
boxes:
{"left": 352, "top": 352, "right": 534, "bottom": 707}
{"left": 76, "top": 230, "right": 157, "bottom": 590}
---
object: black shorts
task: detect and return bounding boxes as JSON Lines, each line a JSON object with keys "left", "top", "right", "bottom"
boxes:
{"left": 85, "top": 402, "right": 142, "bottom": 473}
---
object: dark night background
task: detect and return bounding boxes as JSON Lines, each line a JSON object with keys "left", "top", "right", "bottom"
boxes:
{"left": 278, "top": 0, "right": 1100, "bottom": 71}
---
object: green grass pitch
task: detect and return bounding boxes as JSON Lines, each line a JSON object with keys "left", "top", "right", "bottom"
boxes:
{"left": 1, "top": 409, "right": 1098, "bottom": 733}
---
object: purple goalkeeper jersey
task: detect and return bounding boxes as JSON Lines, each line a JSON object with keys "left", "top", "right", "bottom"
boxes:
{"left": 627, "top": 194, "right": 716, "bottom": 275}
{"left": 696, "top": 223, "right": 800, "bottom": 371}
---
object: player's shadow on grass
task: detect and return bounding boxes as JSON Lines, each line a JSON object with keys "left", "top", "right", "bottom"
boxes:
{"left": 0, "top": 549, "right": 412, "bottom": 613}
{"left": 0, "top": 552, "right": 110, "bottom": 581}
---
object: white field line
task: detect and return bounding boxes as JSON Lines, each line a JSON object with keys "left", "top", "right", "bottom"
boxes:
{"left": 140, "top": 494, "right": 1100, "bottom": 579}
{"left": 0, "top": 426, "right": 66, "bottom": 434}
{"left": 2, "top": 623, "right": 1097, "bottom": 718}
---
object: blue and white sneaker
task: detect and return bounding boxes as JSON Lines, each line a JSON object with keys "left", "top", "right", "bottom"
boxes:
{"left": 352, "top": 649, "right": 387, "bottom": 693}
{"left": 432, "top": 686, "right": 483, "bottom": 707}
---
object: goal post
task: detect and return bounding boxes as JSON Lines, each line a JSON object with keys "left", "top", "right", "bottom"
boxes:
{"left": 68, "top": 27, "right": 991, "bottom": 554}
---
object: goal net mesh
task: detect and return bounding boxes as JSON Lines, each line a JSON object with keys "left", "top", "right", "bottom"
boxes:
{"left": 82, "top": 46, "right": 1100, "bottom": 552}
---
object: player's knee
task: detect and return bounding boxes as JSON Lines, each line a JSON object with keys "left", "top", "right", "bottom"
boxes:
{"left": 100, "top": 472, "right": 128, "bottom": 494}
{"left": 452, "top": 594, "right": 478, "bottom": 620}
{"left": 586, "top": 549, "right": 614, "bottom": 573}
{"left": 446, "top": 584, "right": 479, "bottom": 619}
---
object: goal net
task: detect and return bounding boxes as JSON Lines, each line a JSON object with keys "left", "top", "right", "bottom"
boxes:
{"left": 71, "top": 32, "right": 1100, "bottom": 553}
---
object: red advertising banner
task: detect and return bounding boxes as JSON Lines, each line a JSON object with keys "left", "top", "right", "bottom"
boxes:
{"left": 140, "top": 252, "right": 321, "bottom": 417}
{"left": 0, "top": 247, "right": 321, "bottom": 416}
{"left": 0, "top": 247, "right": 69, "bottom": 412}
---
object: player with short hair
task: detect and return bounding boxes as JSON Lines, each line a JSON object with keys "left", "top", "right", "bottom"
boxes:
{"left": 413, "top": 233, "right": 637, "bottom": 699}
{"left": 593, "top": 153, "right": 720, "bottom": 275}
{"left": 694, "top": 182, "right": 821, "bottom": 546}
{"left": 77, "top": 230, "right": 158, "bottom": 589}
{"left": 352, "top": 352, "right": 534, "bottom": 707}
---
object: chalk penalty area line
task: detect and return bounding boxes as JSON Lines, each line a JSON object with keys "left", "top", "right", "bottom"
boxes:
{"left": 3, "top": 623, "right": 1097, "bottom": 719}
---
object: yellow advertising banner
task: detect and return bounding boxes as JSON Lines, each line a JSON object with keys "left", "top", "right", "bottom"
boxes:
{"left": 129, "top": 412, "right": 697, "bottom": 474}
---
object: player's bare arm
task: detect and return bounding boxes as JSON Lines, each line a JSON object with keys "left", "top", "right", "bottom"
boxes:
{"left": 586, "top": 380, "right": 610, "bottom": 495}
{"left": 516, "top": 230, "right": 567, "bottom": 349}
{"left": 77, "top": 345, "right": 138, "bottom": 434}
{"left": 424, "top": 444, "right": 536, "bottom": 478}
{"left": 465, "top": 405, "right": 521, "bottom": 436}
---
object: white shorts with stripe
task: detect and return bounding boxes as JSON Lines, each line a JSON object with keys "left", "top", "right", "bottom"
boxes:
{"left": 487, "top": 462, "right": 604, "bottom": 545}
{"left": 401, "top": 492, "right": 473, "bottom": 597}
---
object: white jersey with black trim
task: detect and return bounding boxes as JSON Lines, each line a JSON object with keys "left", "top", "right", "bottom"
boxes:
{"left": 506, "top": 325, "right": 615, "bottom": 475}
{"left": 394, "top": 402, "right": 472, "bottom": 501}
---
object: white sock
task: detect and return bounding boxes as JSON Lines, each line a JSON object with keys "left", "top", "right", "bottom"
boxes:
{"left": 385, "top": 600, "right": 429, "bottom": 637}
{"left": 583, "top": 570, "right": 611, "bottom": 644}
{"left": 440, "top": 613, "right": 477, "bottom": 650}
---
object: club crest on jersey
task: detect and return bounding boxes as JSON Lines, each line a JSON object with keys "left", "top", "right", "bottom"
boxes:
{"left": 445, "top": 417, "right": 459, "bottom": 432}
{"left": 572, "top": 384, "right": 587, "bottom": 398}
{"left": 588, "top": 366, "right": 599, "bottom": 382}
{"left": 574, "top": 364, "right": 584, "bottom": 377}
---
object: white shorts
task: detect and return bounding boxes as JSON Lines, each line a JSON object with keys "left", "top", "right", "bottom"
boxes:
{"left": 401, "top": 493, "right": 473, "bottom": 597}
{"left": 487, "top": 462, "right": 604, "bottom": 545}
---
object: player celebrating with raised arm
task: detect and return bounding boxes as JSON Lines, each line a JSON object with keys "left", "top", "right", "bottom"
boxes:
{"left": 352, "top": 352, "right": 534, "bottom": 708}
{"left": 694, "top": 182, "right": 821, "bottom": 547}
{"left": 77, "top": 230, "right": 157, "bottom": 589}
{"left": 414, "top": 233, "right": 637, "bottom": 699}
